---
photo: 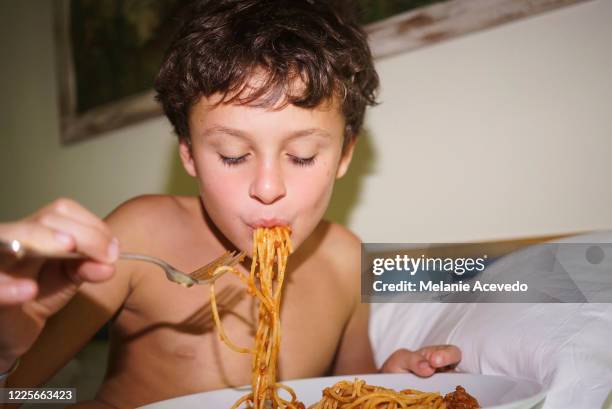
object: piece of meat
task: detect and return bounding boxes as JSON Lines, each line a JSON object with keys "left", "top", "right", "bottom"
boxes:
{"left": 443, "top": 385, "right": 481, "bottom": 409}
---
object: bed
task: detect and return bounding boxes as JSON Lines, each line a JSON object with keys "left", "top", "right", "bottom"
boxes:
{"left": 369, "top": 231, "right": 612, "bottom": 409}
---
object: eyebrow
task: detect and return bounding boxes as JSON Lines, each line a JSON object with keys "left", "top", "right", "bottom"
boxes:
{"left": 201, "top": 125, "right": 331, "bottom": 140}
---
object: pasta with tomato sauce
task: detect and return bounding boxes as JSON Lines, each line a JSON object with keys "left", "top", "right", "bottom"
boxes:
{"left": 210, "top": 227, "right": 479, "bottom": 409}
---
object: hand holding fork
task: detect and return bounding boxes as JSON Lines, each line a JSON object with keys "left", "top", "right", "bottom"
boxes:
{"left": 1, "top": 239, "right": 245, "bottom": 288}
{"left": 0, "top": 198, "right": 243, "bottom": 376}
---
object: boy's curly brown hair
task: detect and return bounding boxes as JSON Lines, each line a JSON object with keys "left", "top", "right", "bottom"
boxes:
{"left": 155, "top": 0, "right": 379, "bottom": 148}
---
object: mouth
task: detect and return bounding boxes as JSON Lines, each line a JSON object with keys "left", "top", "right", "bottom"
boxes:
{"left": 247, "top": 218, "right": 291, "bottom": 229}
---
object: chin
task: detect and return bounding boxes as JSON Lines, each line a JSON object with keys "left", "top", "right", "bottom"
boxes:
{"left": 231, "top": 233, "right": 255, "bottom": 257}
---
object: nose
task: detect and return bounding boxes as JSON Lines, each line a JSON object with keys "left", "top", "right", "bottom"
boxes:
{"left": 249, "top": 160, "right": 287, "bottom": 205}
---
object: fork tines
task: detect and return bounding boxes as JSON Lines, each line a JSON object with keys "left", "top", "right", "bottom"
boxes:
{"left": 189, "top": 251, "right": 246, "bottom": 281}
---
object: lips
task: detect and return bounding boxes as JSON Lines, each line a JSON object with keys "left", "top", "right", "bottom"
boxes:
{"left": 247, "top": 218, "right": 291, "bottom": 229}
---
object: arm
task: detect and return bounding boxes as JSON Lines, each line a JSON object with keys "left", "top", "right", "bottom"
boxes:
{"left": 330, "top": 302, "right": 377, "bottom": 375}
{"left": 5, "top": 278, "right": 130, "bottom": 388}
{"left": 327, "top": 226, "right": 377, "bottom": 375}
{"left": 330, "top": 301, "right": 462, "bottom": 377}
{"left": 3, "top": 198, "right": 146, "bottom": 389}
{"left": 323, "top": 224, "right": 461, "bottom": 376}
{"left": 325, "top": 225, "right": 461, "bottom": 377}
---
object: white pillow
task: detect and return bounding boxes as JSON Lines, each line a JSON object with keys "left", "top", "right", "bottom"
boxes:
{"left": 369, "top": 232, "right": 612, "bottom": 409}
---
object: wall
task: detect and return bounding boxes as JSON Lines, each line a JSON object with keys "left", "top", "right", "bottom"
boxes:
{"left": 328, "top": 0, "right": 612, "bottom": 242}
{"left": 1, "top": 0, "right": 611, "bottom": 243}
{"left": 0, "top": 1, "right": 193, "bottom": 220}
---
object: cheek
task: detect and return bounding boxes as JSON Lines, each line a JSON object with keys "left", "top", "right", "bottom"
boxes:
{"left": 202, "top": 172, "right": 239, "bottom": 197}
{"left": 196, "top": 161, "right": 246, "bottom": 212}
{"left": 288, "top": 161, "right": 336, "bottom": 214}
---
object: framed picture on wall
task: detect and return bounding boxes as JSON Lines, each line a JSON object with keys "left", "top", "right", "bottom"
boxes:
{"left": 54, "top": 0, "right": 586, "bottom": 144}
{"left": 54, "top": 0, "right": 185, "bottom": 144}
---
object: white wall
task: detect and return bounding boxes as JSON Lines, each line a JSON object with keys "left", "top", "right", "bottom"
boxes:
{"left": 330, "top": 0, "right": 612, "bottom": 242}
{"left": 1, "top": 0, "right": 610, "bottom": 243}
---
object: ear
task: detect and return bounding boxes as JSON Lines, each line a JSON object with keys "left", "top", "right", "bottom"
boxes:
{"left": 179, "top": 139, "right": 197, "bottom": 177}
{"left": 336, "top": 137, "right": 357, "bottom": 179}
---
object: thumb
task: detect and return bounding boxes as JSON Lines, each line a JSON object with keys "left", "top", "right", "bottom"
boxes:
{"left": 380, "top": 348, "right": 435, "bottom": 377}
{"left": 36, "top": 260, "right": 115, "bottom": 309}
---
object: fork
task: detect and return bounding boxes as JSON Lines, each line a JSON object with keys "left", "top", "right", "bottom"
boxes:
{"left": 0, "top": 239, "right": 245, "bottom": 288}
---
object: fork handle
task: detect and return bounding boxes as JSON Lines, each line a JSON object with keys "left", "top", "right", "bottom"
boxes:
{"left": 0, "top": 240, "right": 156, "bottom": 263}
{"left": 0, "top": 240, "right": 83, "bottom": 259}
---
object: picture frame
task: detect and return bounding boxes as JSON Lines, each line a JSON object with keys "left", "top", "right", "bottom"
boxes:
{"left": 54, "top": 0, "right": 587, "bottom": 144}
{"left": 364, "top": 0, "right": 587, "bottom": 59}
{"left": 53, "top": 0, "right": 180, "bottom": 144}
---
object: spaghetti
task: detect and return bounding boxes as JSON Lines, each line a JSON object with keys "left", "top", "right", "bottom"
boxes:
{"left": 310, "top": 379, "right": 445, "bottom": 409}
{"left": 310, "top": 379, "right": 479, "bottom": 409}
{"left": 210, "top": 226, "right": 304, "bottom": 409}
{"left": 210, "top": 227, "right": 479, "bottom": 409}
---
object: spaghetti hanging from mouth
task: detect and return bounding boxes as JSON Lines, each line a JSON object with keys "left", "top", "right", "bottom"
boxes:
{"left": 209, "top": 227, "right": 480, "bottom": 409}
{"left": 210, "top": 226, "right": 304, "bottom": 409}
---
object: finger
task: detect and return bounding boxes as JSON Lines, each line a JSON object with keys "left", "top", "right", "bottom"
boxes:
{"left": 37, "top": 198, "right": 111, "bottom": 237}
{"left": 34, "top": 260, "right": 115, "bottom": 307}
{"left": 381, "top": 348, "right": 435, "bottom": 377}
{"left": 74, "top": 261, "right": 115, "bottom": 283}
{"left": 36, "top": 260, "right": 115, "bottom": 299}
{"left": 37, "top": 201, "right": 113, "bottom": 244}
{"left": 0, "top": 221, "right": 75, "bottom": 255}
{"left": 418, "top": 345, "right": 462, "bottom": 370}
{"left": 0, "top": 279, "right": 38, "bottom": 305}
{"left": 37, "top": 213, "right": 118, "bottom": 263}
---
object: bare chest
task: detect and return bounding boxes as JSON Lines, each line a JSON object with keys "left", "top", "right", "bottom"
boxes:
{"left": 106, "top": 264, "right": 351, "bottom": 394}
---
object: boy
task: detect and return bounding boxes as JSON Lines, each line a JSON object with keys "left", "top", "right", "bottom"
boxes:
{"left": 0, "top": 1, "right": 460, "bottom": 407}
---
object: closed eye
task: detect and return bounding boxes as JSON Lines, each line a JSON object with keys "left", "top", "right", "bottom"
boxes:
{"left": 288, "top": 154, "right": 316, "bottom": 167}
{"left": 219, "top": 153, "right": 249, "bottom": 166}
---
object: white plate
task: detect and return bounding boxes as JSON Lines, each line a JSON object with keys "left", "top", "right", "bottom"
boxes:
{"left": 139, "top": 373, "right": 546, "bottom": 409}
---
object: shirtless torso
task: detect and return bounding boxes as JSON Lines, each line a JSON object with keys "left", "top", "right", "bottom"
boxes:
{"left": 12, "top": 195, "right": 375, "bottom": 408}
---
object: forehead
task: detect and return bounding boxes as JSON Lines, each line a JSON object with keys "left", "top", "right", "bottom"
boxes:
{"left": 187, "top": 69, "right": 345, "bottom": 137}
{"left": 188, "top": 93, "right": 344, "bottom": 137}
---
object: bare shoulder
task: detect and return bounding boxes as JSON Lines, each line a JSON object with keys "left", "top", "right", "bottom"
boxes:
{"left": 77, "top": 195, "right": 200, "bottom": 311}
{"left": 304, "top": 220, "right": 362, "bottom": 294}
{"left": 106, "top": 194, "right": 195, "bottom": 225}
{"left": 316, "top": 220, "right": 362, "bottom": 267}
{"left": 105, "top": 194, "right": 198, "bottom": 246}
